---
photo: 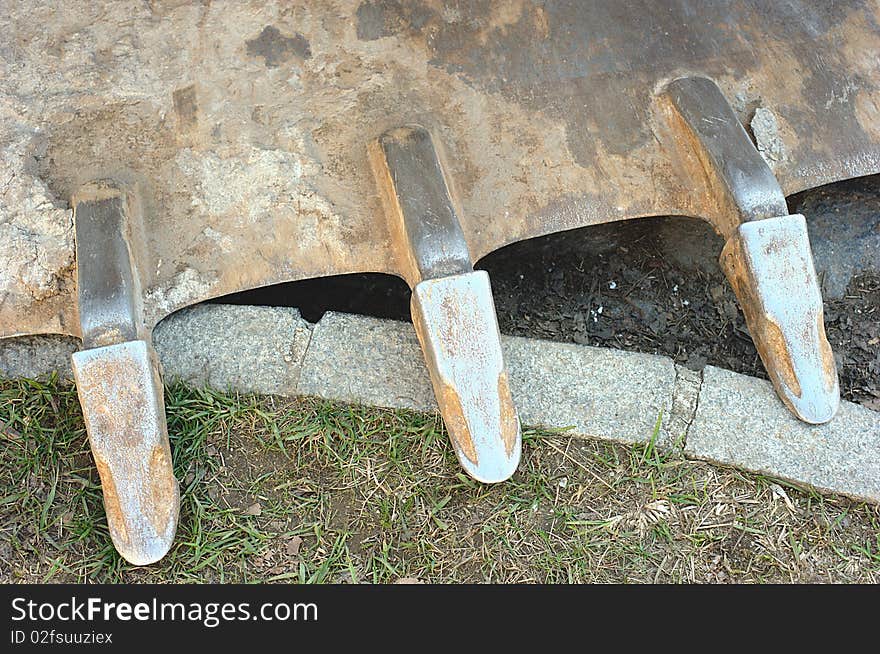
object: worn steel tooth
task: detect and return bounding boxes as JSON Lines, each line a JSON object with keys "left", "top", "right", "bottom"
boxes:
{"left": 72, "top": 341, "right": 179, "bottom": 564}
{"left": 664, "top": 76, "right": 839, "bottom": 424}
{"left": 721, "top": 215, "right": 839, "bottom": 423}
{"left": 72, "top": 182, "right": 179, "bottom": 565}
{"left": 411, "top": 271, "right": 521, "bottom": 483}
{"left": 373, "top": 125, "right": 522, "bottom": 482}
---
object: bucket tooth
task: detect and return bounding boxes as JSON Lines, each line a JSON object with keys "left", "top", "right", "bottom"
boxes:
{"left": 72, "top": 182, "right": 179, "bottom": 565}
{"left": 664, "top": 77, "right": 839, "bottom": 423}
{"left": 721, "top": 215, "right": 839, "bottom": 423}
{"left": 373, "top": 125, "right": 521, "bottom": 482}
{"left": 72, "top": 341, "right": 178, "bottom": 564}
{"left": 411, "top": 271, "right": 520, "bottom": 482}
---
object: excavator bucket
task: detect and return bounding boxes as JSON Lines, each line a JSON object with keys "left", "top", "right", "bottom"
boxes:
{"left": 1, "top": 1, "right": 878, "bottom": 563}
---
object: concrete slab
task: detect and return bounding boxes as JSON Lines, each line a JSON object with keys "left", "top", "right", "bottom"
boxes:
{"left": 503, "top": 335, "right": 675, "bottom": 445}
{"left": 297, "top": 311, "right": 436, "bottom": 411}
{"left": 153, "top": 304, "right": 312, "bottom": 396}
{"left": 685, "top": 366, "right": 880, "bottom": 503}
{"left": 0, "top": 334, "right": 77, "bottom": 379}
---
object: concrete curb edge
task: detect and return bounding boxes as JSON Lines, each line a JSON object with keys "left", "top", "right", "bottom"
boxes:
{"left": 2, "top": 303, "right": 877, "bottom": 503}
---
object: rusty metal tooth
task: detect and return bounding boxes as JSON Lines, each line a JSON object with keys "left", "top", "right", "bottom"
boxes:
{"left": 373, "top": 125, "right": 521, "bottom": 482}
{"left": 720, "top": 215, "right": 839, "bottom": 423}
{"left": 72, "top": 341, "right": 178, "bottom": 564}
{"left": 664, "top": 76, "right": 839, "bottom": 424}
{"left": 411, "top": 271, "right": 521, "bottom": 482}
{"left": 72, "top": 181, "right": 179, "bottom": 565}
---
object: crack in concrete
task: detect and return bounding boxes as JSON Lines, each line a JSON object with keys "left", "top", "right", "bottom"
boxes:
{"left": 289, "top": 311, "right": 318, "bottom": 396}
{"left": 667, "top": 364, "right": 704, "bottom": 450}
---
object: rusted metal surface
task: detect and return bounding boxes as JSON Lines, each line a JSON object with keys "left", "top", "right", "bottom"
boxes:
{"left": 411, "top": 272, "right": 521, "bottom": 482}
{"left": 375, "top": 124, "right": 520, "bottom": 481}
{"left": 70, "top": 183, "right": 178, "bottom": 565}
{"left": 1, "top": 1, "right": 878, "bottom": 338}
{"left": 72, "top": 340, "right": 179, "bottom": 565}
{"left": 721, "top": 215, "right": 839, "bottom": 424}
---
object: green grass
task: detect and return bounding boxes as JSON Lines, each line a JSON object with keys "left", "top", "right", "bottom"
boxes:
{"left": 1, "top": 377, "right": 878, "bottom": 583}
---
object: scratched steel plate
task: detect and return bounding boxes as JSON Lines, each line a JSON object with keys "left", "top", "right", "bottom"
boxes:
{"left": 1, "top": 0, "right": 878, "bottom": 338}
